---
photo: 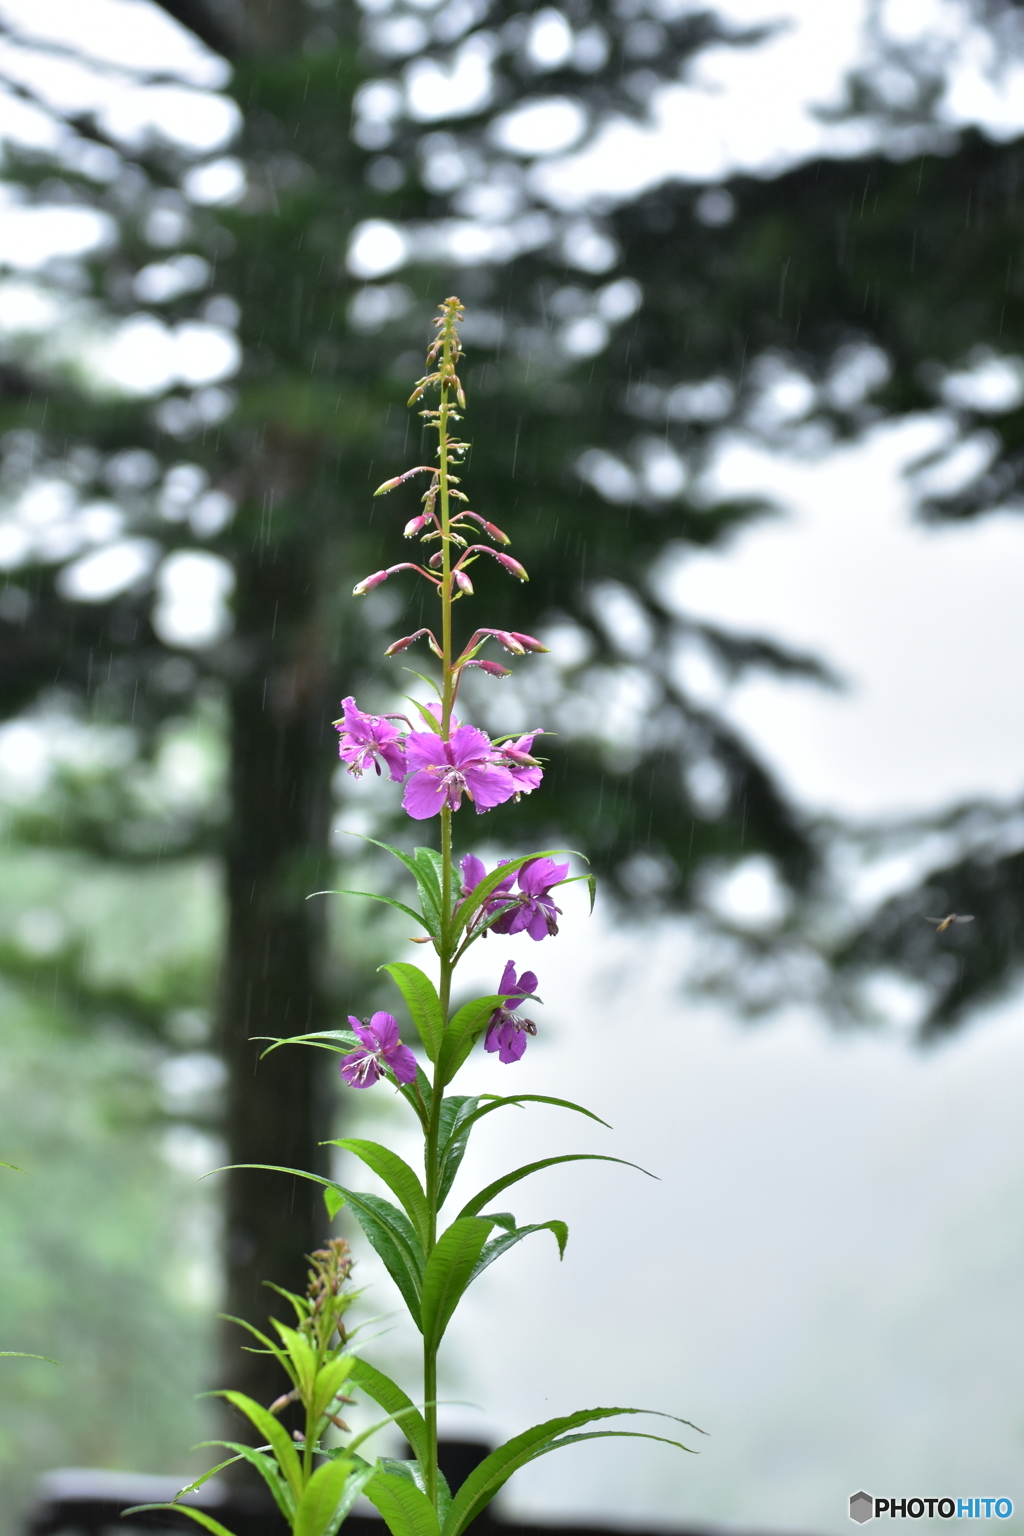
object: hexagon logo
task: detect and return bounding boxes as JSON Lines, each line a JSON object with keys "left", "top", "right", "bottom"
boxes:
{"left": 849, "top": 1492, "right": 874, "bottom": 1524}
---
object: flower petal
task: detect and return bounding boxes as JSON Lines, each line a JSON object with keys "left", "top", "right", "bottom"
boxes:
{"left": 405, "top": 731, "right": 450, "bottom": 771}
{"left": 403, "top": 769, "right": 448, "bottom": 820}
{"left": 367, "top": 1011, "right": 400, "bottom": 1052}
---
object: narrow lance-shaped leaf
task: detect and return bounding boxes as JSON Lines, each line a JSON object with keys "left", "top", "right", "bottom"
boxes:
{"left": 293, "top": 1457, "right": 360, "bottom": 1536}
{"left": 436, "top": 994, "right": 505, "bottom": 1086}
{"left": 442, "top": 1408, "right": 704, "bottom": 1536}
{"left": 310, "top": 887, "right": 435, "bottom": 937}
{"left": 470, "top": 1220, "right": 569, "bottom": 1283}
{"left": 364, "top": 1470, "right": 443, "bottom": 1536}
{"left": 123, "top": 1507, "right": 239, "bottom": 1536}
{"left": 419, "top": 1217, "right": 494, "bottom": 1351}
{"left": 457, "top": 1155, "right": 655, "bottom": 1221}
{"left": 203, "top": 1164, "right": 425, "bottom": 1320}
{"left": 215, "top": 1390, "right": 304, "bottom": 1504}
{"left": 381, "top": 962, "right": 445, "bottom": 1062}
{"left": 347, "top": 1357, "right": 430, "bottom": 1471}
{"left": 186, "top": 1442, "right": 295, "bottom": 1522}
{"left": 324, "top": 1139, "right": 429, "bottom": 1247}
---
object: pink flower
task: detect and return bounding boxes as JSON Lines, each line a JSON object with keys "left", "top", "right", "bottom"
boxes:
{"left": 498, "top": 733, "right": 544, "bottom": 796}
{"left": 402, "top": 725, "right": 517, "bottom": 819}
{"left": 484, "top": 961, "right": 540, "bottom": 1064}
{"left": 340, "top": 1013, "right": 418, "bottom": 1088}
{"left": 334, "top": 697, "right": 407, "bottom": 782}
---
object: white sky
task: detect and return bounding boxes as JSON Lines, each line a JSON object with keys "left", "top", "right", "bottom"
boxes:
{"left": 2, "top": 0, "right": 1024, "bottom": 1529}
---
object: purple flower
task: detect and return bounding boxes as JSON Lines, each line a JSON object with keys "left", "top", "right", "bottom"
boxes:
{"left": 457, "top": 853, "right": 516, "bottom": 931}
{"left": 497, "top": 733, "right": 544, "bottom": 797}
{"left": 485, "top": 961, "right": 540, "bottom": 1064}
{"left": 340, "top": 1012, "right": 418, "bottom": 1088}
{"left": 335, "top": 697, "right": 407, "bottom": 782}
{"left": 490, "top": 856, "right": 569, "bottom": 941}
{"left": 402, "top": 725, "right": 517, "bottom": 820}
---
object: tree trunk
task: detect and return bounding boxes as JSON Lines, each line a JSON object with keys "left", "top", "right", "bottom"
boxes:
{"left": 217, "top": 501, "right": 341, "bottom": 1411}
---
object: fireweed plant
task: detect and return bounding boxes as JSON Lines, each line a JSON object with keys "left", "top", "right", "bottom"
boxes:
{"left": 168, "top": 299, "right": 699, "bottom": 1536}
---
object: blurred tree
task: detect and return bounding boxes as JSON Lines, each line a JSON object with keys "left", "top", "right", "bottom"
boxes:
{"left": 3, "top": 0, "right": 1023, "bottom": 1430}
{"left": 0, "top": 0, "right": 816, "bottom": 1420}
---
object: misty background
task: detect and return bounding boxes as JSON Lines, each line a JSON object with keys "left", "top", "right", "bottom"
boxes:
{"left": 0, "top": 1, "right": 1022, "bottom": 1535}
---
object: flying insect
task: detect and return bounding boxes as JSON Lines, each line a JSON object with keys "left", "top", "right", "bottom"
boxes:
{"left": 925, "top": 914, "right": 974, "bottom": 934}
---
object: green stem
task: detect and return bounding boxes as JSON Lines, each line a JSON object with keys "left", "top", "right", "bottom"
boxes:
{"left": 423, "top": 307, "right": 459, "bottom": 1513}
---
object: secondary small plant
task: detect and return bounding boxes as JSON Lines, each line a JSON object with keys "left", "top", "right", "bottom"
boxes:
{"left": 161, "top": 298, "right": 698, "bottom": 1536}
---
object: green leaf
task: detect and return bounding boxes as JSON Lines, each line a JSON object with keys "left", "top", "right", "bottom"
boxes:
{"left": 216, "top": 1390, "right": 304, "bottom": 1502}
{"left": 398, "top": 1061, "right": 433, "bottom": 1128}
{"left": 190, "top": 1442, "right": 294, "bottom": 1521}
{"left": 436, "top": 995, "right": 505, "bottom": 1086}
{"left": 442, "top": 1408, "right": 703, "bottom": 1536}
{"left": 294, "top": 1457, "right": 359, "bottom": 1536}
{"left": 470, "top": 1220, "right": 568, "bottom": 1282}
{"left": 314, "top": 888, "right": 434, "bottom": 936}
{"left": 123, "top": 1508, "right": 238, "bottom": 1536}
{"left": 381, "top": 962, "right": 445, "bottom": 1062}
{"left": 411, "top": 847, "right": 446, "bottom": 930}
{"left": 324, "top": 1186, "right": 345, "bottom": 1220}
{"left": 257, "top": 1029, "right": 361, "bottom": 1059}
{"left": 406, "top": 696, "right": 444, "bottom": 733}
{"left": 310, "top": 1357, "right": 354, "bottom": 1425}
{"left": 0, "top": 1162, "right": 24, "bottom": 1172}
{"left": 202, "top": 1164, "right": 424, "bottom": 1321}
{"left": 348, "top": 1358, "right": 430, "bottom": 1470}
{"left": 435, "top": 1096, "right": 478, "bottom": 1207}
{"left": 337, "top": 1188, "right": 425, "bottom": 1322}
{"left": 458, "top": 1155, "right": 653, "bottom": 1219}
{"left": 439, "top": 1095, "right": 609, "bottom": 1180}
{"left": 0, "top": 1351, "right": 58, "bottom": 1363}
{"left": 219, "top": 1313, "right": 294, "bottom": 1383}
{"left": 325, "top": 1140, "right": 428, "bottom": 1247}
{"left": 377, "top": 1461, "right": 452, "bottom": 1532}
{"left": 320, "top": 1461, "right": 378, "bottom": 1536}
{"left": 365, "top": 1471, "right": 442, "bottom": 1536}
{"left": 419, "top": 1217, "right": 494, "bottom": 1351}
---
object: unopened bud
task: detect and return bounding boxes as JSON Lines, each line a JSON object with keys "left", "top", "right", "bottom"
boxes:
{"left": 374, "top": 466, "right": 435, "bottom": 497}
{"left": 428, "top": 550, "right": 444, "bottom": 570}
{"left": 493, "top": 631, "right": 526, "bottom": 654}
{"left": 454, "top": 569, "right": 474, "bottom": 595}
{"left": 404, "top": 514, "right": 433, "bottom": 538}
{"left": 463, "top": 658, "right": 511, "bottom": 677}
{"left": 481, "top": 519, "right": 510, "bottom": 545}
{"left": 496, "top": 553, "right": 529, "bottom": 582}
{"left": 353, "top": 569, "right": 388, "bottom": 595}
{"left": 384, "top": 627, "right": 441, "bottom": 658}
{"left": 509, "top": 631, "right": 550, "bottom": 653}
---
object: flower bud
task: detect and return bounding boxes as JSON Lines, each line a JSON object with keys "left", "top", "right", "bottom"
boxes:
{"left": 509, "top": 631, "right": 550, "bottom": 653}
{"left": 481, "top": 519, "right": 510, "bottom": 545}
{"left": 496, "top": 553, "right": 529, "bottom": 582}
{"left": 404, "top": 514, "right": 433, "bottom": 538}
{"left": 463, "top": 659, "right": 510, "bottom": 677}
{"left": 373, "top": 466, "right": 435, "bottom": 497}
{"left": 428, "top": 550, "right": 444, "bottom": 569}
{"left": 353, "top": 569, "right": 388, "bottom": 595}
{"left": 454, "top": 569, "right": 474, "bottom": 595}
{"left": 493, "top": 631, "right": 526, "bottom": 654}
{"left": 384, "top": 634, "right": 417, "bottom": 656}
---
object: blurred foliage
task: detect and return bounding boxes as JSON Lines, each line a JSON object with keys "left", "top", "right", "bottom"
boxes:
{"left": 0, "top": 984, "right": 219, "bottom": 1536}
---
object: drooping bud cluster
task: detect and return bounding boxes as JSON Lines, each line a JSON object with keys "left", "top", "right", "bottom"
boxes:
{"left": 348, "top": 297, "right": 548, "bottom": 692}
